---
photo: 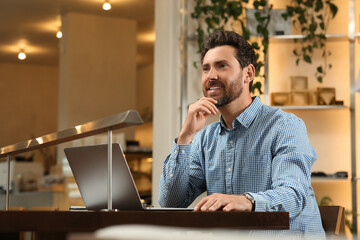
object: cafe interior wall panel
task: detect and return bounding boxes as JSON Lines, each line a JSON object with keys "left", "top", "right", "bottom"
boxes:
{"left": 58, "top": 12, "right": 137, "bottom": 134}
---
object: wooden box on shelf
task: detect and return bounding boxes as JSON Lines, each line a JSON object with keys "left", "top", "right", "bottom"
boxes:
{"left": 271, "top": 92, "right": 290, "bottom": 106}
{"left": 317, "top": 87, "right": 336, "bottom": 105}
{"left": 290, "top": 91, "right": 308, "bottom": 106}
{"left": 290, "top": 76, "right": 308, "bottom": 91}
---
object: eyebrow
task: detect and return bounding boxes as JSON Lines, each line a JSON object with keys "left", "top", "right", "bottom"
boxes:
{"left": 202, "top": 60, "right": 228, "bottom": 67}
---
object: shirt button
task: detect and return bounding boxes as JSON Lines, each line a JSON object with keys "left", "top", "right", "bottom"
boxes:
{"left": 174, "top": 150, "right": 178, "bottom": 154}
{"left": 170, "top": 174, "right": 173, "bottom": 178}
{"left": 229, "top": 140, "right": 233, "bottom": 144}
{"left": 227, "top": 168, "right": 232, "bottom": 172}
{"left": 181, "top": 150, "right": 185, "bottom": 154}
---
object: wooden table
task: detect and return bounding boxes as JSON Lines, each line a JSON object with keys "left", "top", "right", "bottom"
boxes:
{"left": 0, "top": 210, "right": 289, "bottom": 240}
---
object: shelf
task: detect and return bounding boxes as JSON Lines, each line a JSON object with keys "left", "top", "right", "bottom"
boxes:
{"left": 269, "top": 33, "right": 347, "bottom": 40}
{"left": 311, "top": 177, "right": 349, "bottom": 183}
{"left": 273, "top": 105, "right": 347, "bottom": 110}
{"left": 124, "top": 152, "right": 152, "bottom": 158}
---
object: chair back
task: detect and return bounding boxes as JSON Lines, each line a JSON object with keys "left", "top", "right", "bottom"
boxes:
{"left": 319, "top": 205, "right": 345, "bottom": 235}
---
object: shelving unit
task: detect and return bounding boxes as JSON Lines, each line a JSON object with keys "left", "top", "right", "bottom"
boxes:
{"left": 278, "top": 105, "right": 347, "bottom": 110}
{"left": 265, "top": 0, "right": 358, "bottom": 236}
{"left": 182, "top": 0, "right": 359, "bottom": 236}
{"left": 269, "top": 33, "right": 347, "bottom": 40}
{"left": 125, "top": 152, "right": 153, "bottom": 204}
{"left": 311, "top": 178, "right": 350, "bottom": 183}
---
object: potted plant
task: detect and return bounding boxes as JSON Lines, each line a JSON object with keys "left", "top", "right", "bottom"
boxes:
{"left": 191, "top": 0, "right": 339, "bottom": 88}
{"left": 281, "top": 0, "right": 338, "bottom": 83}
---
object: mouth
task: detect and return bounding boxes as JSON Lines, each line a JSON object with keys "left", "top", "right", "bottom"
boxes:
{"left": 207, "top": 86, "right": 223, "bottom": 96}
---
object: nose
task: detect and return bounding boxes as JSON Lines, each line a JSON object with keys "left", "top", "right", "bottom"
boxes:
{"left": 208, "top": 68, "right": 219, "bottom": 80}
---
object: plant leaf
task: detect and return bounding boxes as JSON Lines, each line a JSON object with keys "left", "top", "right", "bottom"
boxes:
{"left": 303, "top": 55, "right": 312, "bottom": 63}
{"left": 329, "top": 3, "right": 338, "bottom": 18}
{"left": 317, "top": 76, "right": 323, "bottom": 83}
{"left": 251, "top": 81, "right": 263, "bottom": 94}
{"left": 252, "top": 42, "right": 260, "bottom": 50}
{"left": 281, "top": 13, "right": 288, "bottom": 20}
{"left": 317, "top": 66, "right": 323, "bottom": 73}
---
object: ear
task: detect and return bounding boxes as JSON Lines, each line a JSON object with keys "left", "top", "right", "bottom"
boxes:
{"left": 244, "top": 64, "right": 255, "bottom": 84}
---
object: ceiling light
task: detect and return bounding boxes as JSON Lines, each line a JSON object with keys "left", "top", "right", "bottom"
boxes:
{"left": 102, "top": 0, "right": 111, "bottom": 10}
{"left": 56, "top": 30, "right": 63, "bottom": 39}
{"left": 18, "top": 49, "right": 26, "bottom": 60}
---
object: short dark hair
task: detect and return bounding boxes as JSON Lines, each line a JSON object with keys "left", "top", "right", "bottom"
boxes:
{"left": 201, "top": 31, "right": 258, "bottom": 92}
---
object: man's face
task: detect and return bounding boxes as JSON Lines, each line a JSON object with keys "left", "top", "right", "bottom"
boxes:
{"left": 201, "top": 45, "right": 245, "bottom": 108}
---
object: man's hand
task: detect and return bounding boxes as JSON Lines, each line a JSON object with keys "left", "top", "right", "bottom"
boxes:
{"left": 194, "top": 193, "right": 253, "bottom": 212}
{"left": 177, "top": 97, "right": 218, "bottom": 145}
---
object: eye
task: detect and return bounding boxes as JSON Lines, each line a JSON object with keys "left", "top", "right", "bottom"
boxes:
{"left": 219, "top": 63, "right": 227, "bottom": 68}
{"left": 202, "top": 66, "right": 209, "bottom": 72}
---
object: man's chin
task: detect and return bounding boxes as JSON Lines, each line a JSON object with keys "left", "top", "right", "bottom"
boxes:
{"left": 207, "top": 93, "right": 221, "bottom": 100}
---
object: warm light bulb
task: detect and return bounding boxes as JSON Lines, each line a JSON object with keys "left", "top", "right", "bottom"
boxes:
{"left": 56, "top": 30, "right": 63, "bottom": 39}
{"left": 102, "top": 1, "right": 111, "bottom": 10}
{"left": 18, "top": 51, "right": 26, "bottom": 60}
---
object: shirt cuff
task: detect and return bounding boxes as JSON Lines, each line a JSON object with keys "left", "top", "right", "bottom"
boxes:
{"left": 171, "top": 139, "right": 192, "bottom": 157}
{"left": 247, "top": 192, "right": 267, "bottom": 212}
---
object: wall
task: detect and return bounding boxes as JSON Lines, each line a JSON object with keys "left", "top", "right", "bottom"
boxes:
{"left": 137, "top": 64, "right": 154, "bottom": 121}
{"left": 0, "top": 62, "right": 58, "bottom": 165}
{"left": 135, "top": 64, "right": 154, "bottom": 148}
{"left": 57, "top": 12, "right": 138, "bottom": 175}
{"left": 58, "top": 13, "right": 137, "bottom": 131}
{"left": 0, "top": 62, "right": 58, "bottom": 147}
{"left": 152, "top": 0, "right": 181, "bottom": 207}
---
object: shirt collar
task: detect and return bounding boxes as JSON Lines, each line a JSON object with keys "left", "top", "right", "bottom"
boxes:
{"left": 219, "top": 96, "right": 263, "bottom": 133}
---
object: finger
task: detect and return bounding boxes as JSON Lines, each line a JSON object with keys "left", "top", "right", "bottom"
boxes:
{"left": 208, "top": 199, "right": 225, "bottom": 212}
{"left": 223, "top": 202, "right": 246, "bottom": 212}
{"left": 200, "top": 198, "right": 217, "bottom": 211}
{"left": 198, "top": 100, "right": 218, "bottom": 115}
{"left": 194, "top": 106, "right": 212, "bottom": 116}
{"left": 193, "top": 103, "right": 218, "bottom": 116}
{"left": 189, "top": 103, "right": 211, "bottom": 115}
{"left": 222, "top": 203, "right": 235, "bottom": 212}
{"left": 200, "top": 97, "right": 218, "bottom": 108}
{"left": 194, "top": 197, "right": 209, "bottom": 211}
{"left": 198, "top": 111, "right": 210, "bottom": 119}
{"left": 195, "top": 196, "right": 216, "bottom": 212}
{"left": 201, "top": 97, "right": 218, "bottom": 105}
{"left": 194, "top": 98, "right": 218, "bottom": 115}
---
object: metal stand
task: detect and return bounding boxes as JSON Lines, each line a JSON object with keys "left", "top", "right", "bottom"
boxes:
{"left": 349, "top": 0, "right": 357, "bottom": 237}
{"left": 107, "top": 127, "right": 113, "bottom": 210}
{"left": 5, "top": 154, "right": 10, "bottom": 210}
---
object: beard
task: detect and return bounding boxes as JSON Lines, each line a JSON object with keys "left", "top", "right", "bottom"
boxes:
{"left": 203, "top": 78, "right": 243, "bottom": 108}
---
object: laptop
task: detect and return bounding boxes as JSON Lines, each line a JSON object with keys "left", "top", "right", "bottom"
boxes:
{"left": 64, "top": 143, "right": 192, "bottom": 211}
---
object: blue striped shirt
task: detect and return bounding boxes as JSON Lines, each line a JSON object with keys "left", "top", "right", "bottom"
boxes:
{"left": 159, "top": 97, "right": 325, "bottom": 237}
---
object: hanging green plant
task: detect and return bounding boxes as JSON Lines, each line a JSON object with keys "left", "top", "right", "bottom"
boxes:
{"left": 191, "top": 0, "right": 273, "bottom": 95}
{"left": 281, "top": 0, "right": 338, "bottom": 83}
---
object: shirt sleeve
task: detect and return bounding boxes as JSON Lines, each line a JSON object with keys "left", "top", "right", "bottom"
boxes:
{"left": 158, "top": 135, "right": 206, "bottom": 208}
{"left": 248, "top": 116, "right": 318, "bottom": 219}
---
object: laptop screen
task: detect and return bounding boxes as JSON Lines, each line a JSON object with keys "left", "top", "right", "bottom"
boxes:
{"left": 64, "top": 143, "right": 144, "bottom": 210}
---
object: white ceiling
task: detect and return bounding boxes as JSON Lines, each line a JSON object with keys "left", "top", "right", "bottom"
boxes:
{"left": 0, "top": 0, "right": 154, "bottom": 67}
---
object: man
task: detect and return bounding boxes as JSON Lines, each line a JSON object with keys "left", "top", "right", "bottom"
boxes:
{"left": 159, "top": 30, "right": 324, "bottom": 236}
